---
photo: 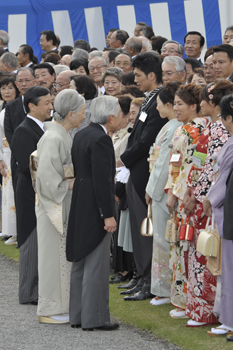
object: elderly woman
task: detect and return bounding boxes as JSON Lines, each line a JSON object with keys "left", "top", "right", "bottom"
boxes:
{"left": 69, "top": 75, "right": 97, "bottom": 138}
{"left": 102, "top": 67, "right": 123, "bottom": 96}
{"left": 35, "top": 89, "right": 85, "bottom": 324}
{"left": 0, "top": 74, "right": 19, "bottom": 244}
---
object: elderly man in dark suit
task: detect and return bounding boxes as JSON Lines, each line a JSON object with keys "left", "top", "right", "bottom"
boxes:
{"left": 11, "top": 86, "right": 52, "bottom": 304}
{"left": 116, "top": 52, "right": 167, "bottom": 300}
{"left": 66, "top": 96, "right": 122, "bottom": 331}
{"left": 4, "top": 67, "right": 35, "bottom": 193}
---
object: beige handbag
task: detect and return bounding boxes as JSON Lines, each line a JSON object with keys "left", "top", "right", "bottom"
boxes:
{"left": 141, "top": 203, "right": 153, "bottom": 237}
{"left": 197, "top": 216, "right": 218, "bottom": 257}
{"left": 165, "top": 213, "right": 179, "bottom": 243}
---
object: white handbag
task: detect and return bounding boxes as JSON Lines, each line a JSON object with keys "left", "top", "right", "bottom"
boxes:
{"left": 196, "top": 214, "right": 218, "bottom": 257}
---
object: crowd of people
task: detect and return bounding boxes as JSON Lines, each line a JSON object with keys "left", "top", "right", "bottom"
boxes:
{"left": 0, "top": 22, "right": 233, "bottom": 338}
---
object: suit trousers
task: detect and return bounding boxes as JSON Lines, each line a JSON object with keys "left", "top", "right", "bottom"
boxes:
{"left": 126, "top": 177, "right": 152, "bottom": 280}
{"left": 19, "top": 227, "right": 38, "bottom": 304}
{"left": 69, "top": 232, "right": 111, "bottom": 328}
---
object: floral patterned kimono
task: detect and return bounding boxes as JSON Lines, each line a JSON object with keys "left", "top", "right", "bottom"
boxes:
{"left": 165, "top": 117, "right": 209, "bottom": 309}
{"left": 186, "top": 120, "right": 230, "bottom": 323}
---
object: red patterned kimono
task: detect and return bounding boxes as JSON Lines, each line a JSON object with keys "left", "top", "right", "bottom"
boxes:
{"left": 185, "top": 120, "right": 230, "bottom": 322}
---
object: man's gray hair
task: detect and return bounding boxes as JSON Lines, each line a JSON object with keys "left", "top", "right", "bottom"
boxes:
{"left": 54, "top": 65, "right": 70, "bottom": 78}
{"left": 1, "top": 52, "right": 18, "bottom": 70}
{"left": 224, "top": 25, "right": 233, "bottom": 34}
{"left": 88, "top": 56, "right": 108, "bottom": 69}
{"left": 138, "top": 36, "right": 151, "bottom": 51}
{"left": 163, "top": 56, "right": 186, "bottom": 74}
{"left": 71, "top": 48, "right": 89, "bottom": 61}
{"left": 0, "top": 30, "right": 9, "bottom": 45}
{"left": 53, "top": 89, "right": 85, "bottom": 123}
{"left": 89, "top": 50, "right": 103, "bottom": 60}
{"left": 16, "top": 67, "right": 34, "bottom": 79}
{"left": 126, "top": 37, "right": 142, "bottom": 53}
{"left": 102, "top": 67, "right": 124, "bottom": 84}
{"left": 91, "top": 96, "right": 119, "bottom": 124}
{"left": 162, "top": 40, "right": 184, "bottom": 55}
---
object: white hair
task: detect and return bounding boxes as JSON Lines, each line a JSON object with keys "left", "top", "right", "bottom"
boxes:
{"left": 0, "top": 30, "right": 9, "bottom": 45}
{"left": 54, "top": 65, "right": 70, "bottom": 78}
{"left": 91, "top": 96, "right": 119, "bottom": 124}
{"left": 54, "top": 89, "right": 85, "bottom": 122}
{"left": 71, "top": 48, "right": 89, "bottom": 61}
{"left": 163, "top": 56, "right": 186, "bottom": 74}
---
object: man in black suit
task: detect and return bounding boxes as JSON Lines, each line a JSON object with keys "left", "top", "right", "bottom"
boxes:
{"left": 4, "top": 67, "right": 35, "bottom": 192}
{"left": 11, "top": 86, "right": 52, "bottom": 304}
{"left": 40, "top": 30, "right": 58, "bottom": 53}
{"left": 34, "top": 63, "right": 55, "bottom": 90}
{"left": 117, "top": 52, "right": 167, "bottom": 300}
{"left": 184, "top": 31, "right": 205, "bottom": 66}
{"left": 212, "top": 44, "right": 233, "bottom": 82}
{"left": 17, "top": 44, "right": 35, "bottom": 69}
{"left": 66, "top": 96, "right": 121, "bottom": 331}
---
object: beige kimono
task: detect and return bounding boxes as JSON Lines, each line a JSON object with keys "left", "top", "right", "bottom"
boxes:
{"left": 35, "top": 122, "right": 72, "bottom": 317}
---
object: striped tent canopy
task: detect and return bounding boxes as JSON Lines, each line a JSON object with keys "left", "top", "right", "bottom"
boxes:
{"left": 0, "top": 0, "right": 232, "bottom": 60}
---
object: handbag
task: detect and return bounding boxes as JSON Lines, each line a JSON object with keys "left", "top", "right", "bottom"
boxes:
{"left": 141, "top": 203, "right": 153, "bottom": 237}
{"left": 165, "top": 213, "right": 179, "bottom": 243}
{"left": 179, "top": 216, "right": 194, "bottom": 242}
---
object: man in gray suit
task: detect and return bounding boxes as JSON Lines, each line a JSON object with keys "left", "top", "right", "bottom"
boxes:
{"left": 66, "top": 96, "right": 122, "bottom": 331}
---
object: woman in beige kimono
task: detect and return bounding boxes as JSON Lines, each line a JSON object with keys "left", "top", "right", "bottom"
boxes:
{"left": 35, "top": 89, "right": 85, "bottom": 324}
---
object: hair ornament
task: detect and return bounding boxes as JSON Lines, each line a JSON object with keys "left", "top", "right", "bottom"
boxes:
{"left": 209, "top": 94, "right": 213, "bottom": 100}
{"left": 207, "top": 84, "right": 216, "bottom": 93}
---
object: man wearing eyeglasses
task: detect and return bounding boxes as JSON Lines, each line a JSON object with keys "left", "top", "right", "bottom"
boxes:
{"left": 55, "top": 70, "right": 77, "bottom": 93}
{"left": 161, "top": 40, "right": 184, "bottom": 58}
{"left": 162, "top": 56, "right": 186, "bottom": 86}
{"left": 89, "top": 56, "right": 108, "bottom": 95}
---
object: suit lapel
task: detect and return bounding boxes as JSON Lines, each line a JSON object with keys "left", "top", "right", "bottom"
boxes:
{"left": 25, "top": 117, "right": 44, "bottom": 138}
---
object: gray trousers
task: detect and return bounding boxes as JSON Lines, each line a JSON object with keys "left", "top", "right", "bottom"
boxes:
{"left": 19, "top": 227, "right": 38, "bottom": 304}
{"left": 69, "top": 232, "right": 111, "bottom": 328}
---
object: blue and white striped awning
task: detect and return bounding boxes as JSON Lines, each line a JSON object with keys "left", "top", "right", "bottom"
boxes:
{"left": 0, "top": 0, "right": 232, "bottom": 60}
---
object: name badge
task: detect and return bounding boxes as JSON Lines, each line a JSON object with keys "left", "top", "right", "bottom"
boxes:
{"left": 192, "top": 155, "right": 202, "bottom": 167}
{"left": 170, "top": 154, "right": 181, "bottom": 162}
{"left": 149, "top": 146, "right": 154, "bottom": 155}
{"left": 139, "top": 111, "right": 147, "bottom": 122}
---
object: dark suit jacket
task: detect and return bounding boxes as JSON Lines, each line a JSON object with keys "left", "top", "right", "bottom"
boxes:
{"left": 11, "top": 117, "right": 44, "bottom": 247}
{"left": 4, "top": 96, "right": 27, "bottom": 192}
{"left": 121, "top": 90, "right": 167, "bottom": 204}
{"left": 228, "top": 73, "right": 233, "bottom": 82}
{"left": 66, "top": 123, "right": 115, "bottom": 262}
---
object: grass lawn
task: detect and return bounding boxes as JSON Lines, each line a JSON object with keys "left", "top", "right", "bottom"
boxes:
{"left": 0, "top": 241, "right": 232, "bottom": 350}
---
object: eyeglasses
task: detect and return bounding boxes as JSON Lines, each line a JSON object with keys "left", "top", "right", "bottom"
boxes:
{"left": 89, "top": 65, "right": 106, "bottom": 73}
{"left": 161, "top": 48, "right": 179, "bottom": 54}
{"left": 53, "top": 82, "right": 69, "bottom": 89}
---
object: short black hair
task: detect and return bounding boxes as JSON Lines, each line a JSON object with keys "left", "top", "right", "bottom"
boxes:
{"left": 220, "top": 94, "right": 233, "bottom": 120}
{"left": 151, "top": 36, "right": 168, "bottom": 54}
{"left": 183, "top": 57, "right": 202, "bottom": 70}
{"left": 115, "top": 30, "right": 129, "bottom": 45}
{"left": 70, "top": 59, "right": 89, "bottom": 75}
{"left": 70, "top": 75, "right": 97, "bottom": 100}
{"left": 184, "top": 31, "right": 205, "bottom": 48}
{"left": 132, "top": 52, "right": 162, "bottom": 84}
{"left": 118, "top": 96, "right": 132, "bottom": 115}
{"left": 108, "top": 50, "right": 120, "bottom": 64}
{"left": 0, "top": 74, "right": 20, "bottom": 100}
{"left": 121, "top": 71, "right": 136, "bottom": 86}
{"left": 20, "top": 44, "right": 34, "bottom": 61}
{"left": 34, "top": 63, "right": 55, "bottom": 76}
{"left": 212, "top": 44, "right": 233, "bottom": 61}
{"left": 24, "top": 86, "right": 51, "bottom": 113}
{"left": 59, "top": 46, "right": 73, "bottom": 57}
{"left": 139, "top": 25, "right": 155, "bottom": 40}
{"left": 74, "top": 40, "right": 91, "bottom": 53}
{"left": 40, "top": 30, "right": 57, "bottom": 46}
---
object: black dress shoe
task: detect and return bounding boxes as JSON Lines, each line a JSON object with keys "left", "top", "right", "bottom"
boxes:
{"left": 124, "top": 290, "right": 154, "bottom": 301}
{"left": 30, "top": 300, "right": 38, "bottom": 305}
{"left": 109, "top": 272, "right": 132, "bottom": 284}
{"left": 118, "top": 277, "right": 139, "bottom": 289}
{"left": 82, "top": 323, "right": 119, "bottom": 331}
{"left": 71, "top": 324, "right": 81, "bottom": 328}
{"left": 227, "top": 335, "right": 233, "bottom": 341}
{"left": 120, "top": 284, "right": 142, "bottom": 295}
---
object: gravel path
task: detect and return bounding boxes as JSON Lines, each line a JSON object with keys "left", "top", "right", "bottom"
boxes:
{"left": 0, "top": 254, "right": 182, "bottom": 350}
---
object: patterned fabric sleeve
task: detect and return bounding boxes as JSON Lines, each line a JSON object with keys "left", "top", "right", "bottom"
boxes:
{"left": 193, "top": 120, "right": 230, "bottom": 203}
